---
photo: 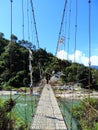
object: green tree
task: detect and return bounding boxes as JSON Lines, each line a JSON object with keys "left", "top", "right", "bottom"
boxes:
{"left": 65, "top": 64, "right": 77, "bottom": 83}
{"left": 0, "top": 38, "right": 8, "bottom": 54}
{"left": 0, "top": 40, "right": 29, "bottom": 88}
{"left": 18, "top": 40, "right": 33, "bottom": 49}
{"left": 10, "top": 34, "right": 18, "bottom": 42}
{"left": 77, "top": 65, "right": 92, "bottom": 87}
{"left": 0, "top": 32, "right": 4, "bottom": 38}
{"left": 0, "top": 36, "right": 97, "bottom": 90}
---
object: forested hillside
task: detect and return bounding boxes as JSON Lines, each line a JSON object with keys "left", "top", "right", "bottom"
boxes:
{"left": 0, "top": 34, "right": 98, "bottom": 90}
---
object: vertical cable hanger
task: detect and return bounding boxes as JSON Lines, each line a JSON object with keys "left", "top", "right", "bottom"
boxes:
{"left": 27, "top": 0, "right": 33, "bottom": 92}
{"left": 30, "top": 8, "right": 33, "bottom": 45}
{"left": 9, "top": 0, "right": 13, "bottom": 129}
{"left": 10, "top": 0, "right": 13, "bottom": 98}
{"left": 22, "top": 0, "right": 24, "bottom": 40}
{"left": 88, "top": 0, "right": 91, "bottom": 104}
{"left": 63, "top": 5, "right": 68, "bottom": 56}
{"left": 70, "top": 0, "right": 78, "bottom": 130}
{"left": 88, "top": 0, "right": 91, "bottom": 128}
{"left": 74, "top": 0, "right": 78, "bottom": 63}
{"left": 22, "top": 0, "right": 28, "bottom": 129}
{"left": 27, "top": 0, "right": 30, "bottom": 42}
{"left": 30, "top": 5, "right": 36, "bottom": 50}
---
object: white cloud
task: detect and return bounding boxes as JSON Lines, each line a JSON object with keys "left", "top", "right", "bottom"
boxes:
{"left": 56, "top": 50, "right": 98, "bottom": 66}
{"left": 56, "top": 50, "right": 67, "bottom": 60}
{"left": 90, "top": 56, "right": 98, "bottom": 65}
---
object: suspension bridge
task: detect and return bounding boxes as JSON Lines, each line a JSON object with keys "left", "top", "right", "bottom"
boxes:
{"left": 30, "top": 84, "right": 67, "bottom": 130}
{"left": 0, "top": 0, "right": 98, "bottom": 130}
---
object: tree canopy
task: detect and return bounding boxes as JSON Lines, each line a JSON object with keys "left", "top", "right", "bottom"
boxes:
{"left": 0, "top": 33, "right": 98, "bottom": 90}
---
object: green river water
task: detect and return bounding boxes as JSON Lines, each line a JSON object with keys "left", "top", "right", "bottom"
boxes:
{"left": 0, "top": 95, "right": 80, "bottom": 130}
{"left": 0, "top": 95, "right": 39, "bottom": 126}
{"left": 59, "top": 99, "right": 80, "bottom": 130}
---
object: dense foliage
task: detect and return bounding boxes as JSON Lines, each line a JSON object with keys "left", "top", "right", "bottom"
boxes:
{"left": 72, "top": 98, "right": 98, "bottom": 130}
{"left": 0, "top": 34, "right": 98, "bottom": 90}
{"left": 0, "top": 98, "right": 26, "bottom": 130}
{"left": 0, "top": 98, "right": 13, "bottom": 130}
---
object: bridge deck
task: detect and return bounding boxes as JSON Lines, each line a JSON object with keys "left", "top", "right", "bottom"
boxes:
{"left": 30, "top": 84, "right": 67, "bottom": 130}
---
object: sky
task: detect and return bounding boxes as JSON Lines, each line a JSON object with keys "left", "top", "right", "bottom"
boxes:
{"left": 0, "top": 0, "right": 98, "bottom": 66}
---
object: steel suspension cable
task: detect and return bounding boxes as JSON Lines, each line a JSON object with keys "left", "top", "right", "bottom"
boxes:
{"left": 30, "top": 0, "right": 40, "bottom": 49}
{"left": 62, "top": 7, "right": 68, "bottom": 119}
{"left": 63, "top": 6, "right": 68, "bottom": 55}
{"left": 30, "top": 0, "right": 43, "bottom": 80}
{"left": 62, "top": 0, "right": 72, "bottom": 124}
{"left": 67, "top": 0, "right": 72, "bottom": 60}
{"left": 55, "top": 0, "right": 67, "bottom": 56}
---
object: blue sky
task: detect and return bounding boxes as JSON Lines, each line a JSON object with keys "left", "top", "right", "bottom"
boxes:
{"left": 0, "top": 0, "right": 98, "bottom": 66}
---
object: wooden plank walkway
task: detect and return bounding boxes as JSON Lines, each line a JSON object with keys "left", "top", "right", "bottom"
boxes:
{"left": 30, "top": 84, "right": 67, "bottom": 130}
